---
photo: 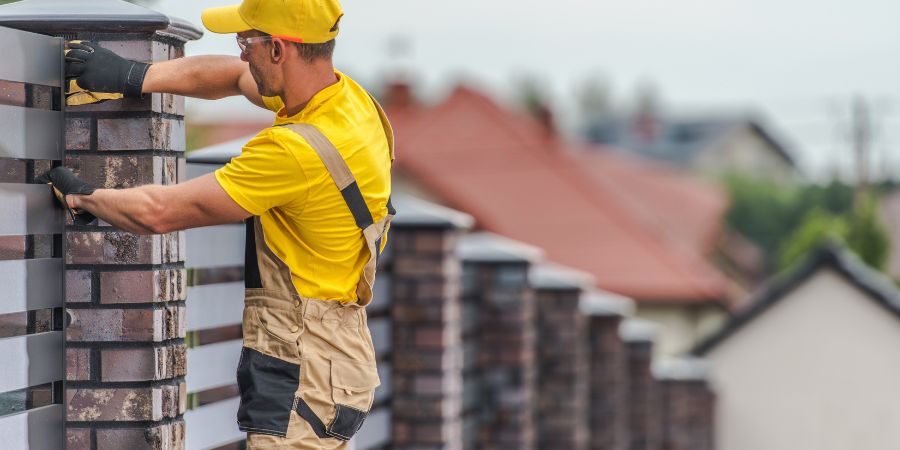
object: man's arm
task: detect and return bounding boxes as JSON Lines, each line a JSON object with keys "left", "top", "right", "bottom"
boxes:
{"left": 67, "top": 173, "right": 251, "bottom": 235}
{"left": 141, "top": 55, "right": 265, "bottom": 108}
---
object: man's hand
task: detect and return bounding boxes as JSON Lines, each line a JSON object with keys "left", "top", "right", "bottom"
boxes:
{"left": 65, "top": 41, "right": 149, "bottom": 98}
{"left": 35, "top": 167, "right": 98, "bottom": 226}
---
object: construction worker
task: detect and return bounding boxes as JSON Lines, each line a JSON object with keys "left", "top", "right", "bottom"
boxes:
{"left": 38, "top": 0, "right": 392, "bottom": 448}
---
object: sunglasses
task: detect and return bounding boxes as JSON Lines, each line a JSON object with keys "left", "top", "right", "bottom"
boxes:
{"left": 236, "top": 35, "right": 273, "bottom": 53}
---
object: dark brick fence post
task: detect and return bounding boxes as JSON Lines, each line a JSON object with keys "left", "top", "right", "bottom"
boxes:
{"left": 389, "top": 195, "right": 473, "bottom": 450}
{"left": 458, "top": 232, "right": 542, "bottom": 450}
{"left": 582, "top": 290, "right": 635, "bottom": 450}
{"left": 530, "top": 263, "right": 595, "bottom": 450}
{"left": 621, "top": 319, "right": 662, "bottom": 450}
{"left": 0, "top": 2, "right": 202, "bottom": 448}
{"left": 657, "top": 358, "right": 715, "bottom": 450}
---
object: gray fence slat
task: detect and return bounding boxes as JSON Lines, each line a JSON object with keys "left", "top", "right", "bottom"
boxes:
{"left": 0, "top": 27, "right": 62, "bottom": 87}
{"left": 186, "top": 163, "right": 220, "bottom": 181}
{"left": 353, "top": 408, "right": 390, "bottom": 450}
{"left": 369, "top": 317, "right": 391, "bottom": 358}
{"left": 185, "top": 224, "right": 244, "bottom": 269}
{"left": 0, "top": 404, "right": 63, "bottom": 450}
{"left": 0, "top": 184, "right": 63, "bottom": 236}
{"left": 373, "top": 362, "right": 391, "bottom": 404}
{"left": 184, "top": 397, "right": 243, "bottom": 450}
{"left": 0, "top": 106, "right": 62, "bottom": 160}
{"left": 186, "top": 339, "right": 242, "bottom": 394}
{"left": 0, "top": 331, "right": 63, "bottom": 393}
{"left": 186, "top": 282, "right": 244, "bottom": 331}
{"left": 368, "top": 276, "right": 391, "bottom": 315}
{"left": 0, "top": 259, "right": 63, "bottom": 315}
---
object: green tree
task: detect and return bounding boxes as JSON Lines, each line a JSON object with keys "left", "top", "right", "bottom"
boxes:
{"left": 777, "top": 194, "right": 890, "bottom": 271}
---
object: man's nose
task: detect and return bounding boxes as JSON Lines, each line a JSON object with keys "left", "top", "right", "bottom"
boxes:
{"left": 240, "top": 51, "right": 249, "bottom": 62}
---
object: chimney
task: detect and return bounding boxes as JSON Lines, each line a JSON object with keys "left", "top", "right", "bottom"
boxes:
{"left": 384, "top": 80, "right": 415, "bottom": 109}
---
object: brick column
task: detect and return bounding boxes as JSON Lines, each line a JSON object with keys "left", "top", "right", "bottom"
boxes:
{"left": 389, "top": 195, "right": 472, "bottom": 450}
{"left": 530, "top": 264, "right": 595, "bottom": 450}
{"left": 459, "top": 233, "right": 541, "bottom": 450}
{"left": 657, "top": 358, "right": 715, "bottom": 450}
{"left": 0, "top": 3, "right": 204, "bottom": 448}
{"left": 621, "top": 319, "right": 662, "bottom": 450}
{"left": 583, "top": 290, "right": 635, "bottom": 450}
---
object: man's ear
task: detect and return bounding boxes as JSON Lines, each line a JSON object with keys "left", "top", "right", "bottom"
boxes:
{"left": 270, "top": 39, "right": 285, "bottom": 64}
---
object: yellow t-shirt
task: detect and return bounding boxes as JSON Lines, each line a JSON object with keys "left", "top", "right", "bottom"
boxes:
{"left": 214, "top": 70, "right": 392, "bottom": 302}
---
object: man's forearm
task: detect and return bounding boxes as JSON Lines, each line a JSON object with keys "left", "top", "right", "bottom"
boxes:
{"left": 142, "top": 55, "right": 247, "bottom": 100}
{"left": 68, "top": 186, "right": 167, "bottom": 235}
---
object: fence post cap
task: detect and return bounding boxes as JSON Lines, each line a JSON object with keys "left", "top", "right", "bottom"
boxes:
{"left": 0, "top": 0, "right": 202, "bottom": 40}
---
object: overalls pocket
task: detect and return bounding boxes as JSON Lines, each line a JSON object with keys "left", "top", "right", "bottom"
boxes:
{"left": 327, "top": 357, "right": 381, "bottom": 440}
{"left": 236, "top": 347, "right": 301, "bottom": 437}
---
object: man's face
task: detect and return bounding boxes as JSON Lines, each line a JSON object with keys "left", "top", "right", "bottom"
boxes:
{"left": 237, "top": 30, "right": 280, "bottom": 97}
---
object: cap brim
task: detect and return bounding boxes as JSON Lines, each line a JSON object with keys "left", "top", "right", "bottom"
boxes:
{"left": 201, "top": 5, "right": 252, "bottom": 34}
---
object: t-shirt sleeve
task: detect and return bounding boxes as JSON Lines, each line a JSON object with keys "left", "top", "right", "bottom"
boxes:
{"left": 214, "top": 131, "right": 309, "bottom": 216}
{"left": 262, "top": 95, "right": 284, "bottom": 113}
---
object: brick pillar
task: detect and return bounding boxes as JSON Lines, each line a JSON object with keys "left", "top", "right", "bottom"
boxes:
{"left": 0, "top": 2, "right": 203, "bottom": 448}
{"left": 583, "top": 291, "right": 635, "bottom": 450}
{"left": 531, "top": 264, "right": 594, "bottom": 450}
{"left": 657, "top": 358, "right": 715, "bottom": 450}
{"left": 389, "top": 196, "right": 472, "bottom": 450}
{"left": 621, "top": 319, "right": 662, "bottom": 450}
{"left": 459, "top": 233, "right": 541, "bottom": 450}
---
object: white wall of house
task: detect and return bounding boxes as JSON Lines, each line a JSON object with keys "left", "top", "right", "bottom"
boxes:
{"left": 636, "top": 303, "right": 728, "bottom": 356}
{"left": 707, "top": 268, "right": 900, "bottom": 450}
{"left": 693, "top": 126, "right": 795, "bottom": 182}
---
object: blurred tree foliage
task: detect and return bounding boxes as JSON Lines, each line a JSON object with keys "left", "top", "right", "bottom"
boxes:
{"left": 724, "top": 176, "right": 890, "bottom": 272}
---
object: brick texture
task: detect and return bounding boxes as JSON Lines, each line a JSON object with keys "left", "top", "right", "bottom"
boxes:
{"left": 626, "top": 340, "right": 662, "bottom": 450}
{"left": 61, "top": 26, "right": 193, "bottom": 450}
{"left": 463, "top": 262, "right": 536, "bottom": 450}
{"left": 390, "top": 226, "right": 464, "bottom": 450}
{"left": 535, "top": 288, "right": 589, "bottom": 450}
{"left": 588, "top": 314, "right": 629, "bottom": 450}
{"left": 660, "top": 380, "right": 715, "bottom": 450}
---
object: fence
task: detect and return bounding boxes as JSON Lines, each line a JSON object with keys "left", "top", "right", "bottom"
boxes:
{"left": 0, "top": 26, "right": 65, "bottom": 450}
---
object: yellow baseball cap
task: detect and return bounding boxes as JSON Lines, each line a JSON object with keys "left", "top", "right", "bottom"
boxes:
{"left": 201, "top": 0, "right": 343, "bottom": 44}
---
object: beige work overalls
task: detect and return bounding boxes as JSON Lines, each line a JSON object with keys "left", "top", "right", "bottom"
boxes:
{"left": 237, "top": 98, "right": 394, "bottom": 449}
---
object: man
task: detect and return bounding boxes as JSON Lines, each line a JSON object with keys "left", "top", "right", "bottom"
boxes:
{"left": 40, "top": 0, "right": 392, "bottom": 448}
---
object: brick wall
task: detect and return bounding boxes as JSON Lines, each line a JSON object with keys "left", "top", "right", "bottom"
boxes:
{"left": 534, "top": 287, "right": 589, "bottom": 450}
{"left": 389, "top": 222, "right": 466, "bottom": 450}
{"left": 585, "top": 300, "right": 631, "bottom": 450}
{"left": 658, "top": 359, "right": 715, "bottom": 450}
{"left": 63, "top": 29, "right": 195, "bottom": 450}
{"left": 622, "top": 320, "right": 663, "bottom": 450}
{"left": 460, "top": 244, "right": 538, "bottom": 450}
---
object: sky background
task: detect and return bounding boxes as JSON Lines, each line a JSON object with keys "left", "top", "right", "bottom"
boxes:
{"left": 154, "top": 0, "right": 900, "bottom": 181}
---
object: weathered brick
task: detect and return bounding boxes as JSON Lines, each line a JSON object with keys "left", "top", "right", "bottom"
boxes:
{"left": 0, "top": 158, "right": 27, "bottom": 183}
{"left": 67, "top": 347, "right": 92, "bottom": 381}
{"left": 66, "top": 270, "right": 92, "bottom": 303}
{"left": 100, "top": 271, "right": 157, "bottom": 304}
{"left": 97, "top": 117, "right": 185, "bottom": 151}
{"left": 0, "top": 79, "right": 25, "bottom": 106}
{"left": 67, "top": 387, "right": 162, "bottom": 421}
{"left": 96, "top": 420, "right": 185, "bottom": 450}
{"left": 67, "top": 427, "right": 92, "bottom": 450}
{"left": 67, "top": 308, "right": 164, "bottom": 342}
{"left": 0, "top": 235, "right": 27, "bottom": 259}
{"left": 65, "top": 155, "right": 156, "bottom": 189}
{"left": 66, "top": 117, "right": 92, "bottom": 150}
{"left": 67, "top": 232, "right": 182, "bottom": 265}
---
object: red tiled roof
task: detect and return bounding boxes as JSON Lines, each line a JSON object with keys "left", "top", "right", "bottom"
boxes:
{"left": 386, "top": 85, "right": 732, "bottom": 304}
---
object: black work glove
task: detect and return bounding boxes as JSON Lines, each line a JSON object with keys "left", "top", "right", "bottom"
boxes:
{"left": 65, "top": 41, "right": 149, "bottom": 99}
{"left": 35, "top": 167, "right": 98, "bottom": 226}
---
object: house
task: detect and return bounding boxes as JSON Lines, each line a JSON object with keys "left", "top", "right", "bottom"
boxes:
{"left": 694, "top": 244, "right": 900, "bottom": 450}
{"left": 382, "top": 83, "right": 738, "bottom": 356}
{"left": 585, "top": 114, "right": 798, "bottom": 182}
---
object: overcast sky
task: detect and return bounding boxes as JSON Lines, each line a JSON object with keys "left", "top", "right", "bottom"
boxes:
{"left": 155, "top": 0, "right": 900, "bottom": 180}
